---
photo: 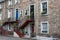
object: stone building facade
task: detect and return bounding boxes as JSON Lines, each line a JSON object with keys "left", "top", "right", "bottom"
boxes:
{"left": 0, "top": 0, "right": 60, "bottom": 38}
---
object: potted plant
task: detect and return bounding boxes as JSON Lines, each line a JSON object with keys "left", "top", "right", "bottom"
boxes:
{"left": 25, "top": 10, "right": 27, "bottom": 15}
{"left": 31, "top": 11, "right": 34, "bottom": 16}
{"left": 27, "top": 15, "right": 30, "bottom": 19}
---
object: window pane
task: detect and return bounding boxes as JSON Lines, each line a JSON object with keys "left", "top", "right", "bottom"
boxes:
{"left": 42, "top": 2, "right": 47, "bottom": 14}
{"left": 0, "top": 11, "right": 2, "bottom": 20}
{"left": 8, "top": 9, "right": 12, "bottom": 18}
{"left": 8, "top": 0, "right": 12, "bottom": 5}
{"left": 42, "top": 2, "right": 47, "bottom": 9}
{"left": 42, "top": 23, "right": 48, "bottom": 33}
{"left": 15, "top": 0, "right": 18, "bottom": 4}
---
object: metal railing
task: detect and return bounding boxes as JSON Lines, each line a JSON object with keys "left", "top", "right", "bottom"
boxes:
{"left": 19, "top": 15, "right": 30, "bottom": 26}
{"left": 2, "top": 15, "right": 32, "bottom": 25}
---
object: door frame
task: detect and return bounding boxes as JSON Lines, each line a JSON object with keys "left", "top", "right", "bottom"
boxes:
{"left": 29, "top": 4, "right": 35, "bottom": 17}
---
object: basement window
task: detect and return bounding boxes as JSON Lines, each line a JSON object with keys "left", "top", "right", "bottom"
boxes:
{"left": 41, "top": 21, "right": 49, "bottom": 34}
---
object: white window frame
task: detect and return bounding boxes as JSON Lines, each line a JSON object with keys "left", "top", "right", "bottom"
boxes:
{"left": 15, "top": 0, "right": 18, "bottom": 4}
{"left": 18, "top": 10, "right": 23, "bottom": 17}
{"left": 21, "top": 10, "right": 24, "bottom": 16}
{"left": 8, "top": 25, "right": 11, "bottom": 31}
{"left": 0, "top": 4, "right": 2, "bottom": 9}
{"left": 41, "top": 1, "right": 48, "bottom": 15}
{"left": 0, "top": 11, "right": 2, "bottom": 20}
{"left": 41, "top": 21, "right": 49, "bottom": 34}
{"left": 8, "top": 10, "right": 10, "bottom": 18}
{"left": 18, "top": 0, "right": 20, "bottom": 3}
{"left": 14, "top": 8, "right": 17, "bottom": 20}
{"left": 19, "top": 10, "right": 22, "bottom": 16}
{"left": 8, "top": 0, "right": 12, "bottom": 6}
{"left": 8, "top": 9, "right": 12, "bottom": 18}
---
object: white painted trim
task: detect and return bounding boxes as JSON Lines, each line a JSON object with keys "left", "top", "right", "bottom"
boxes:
{"left": 8, "top": 9, "right": 12, "bottom": 18}
{"left": 14, "top": 8, "right": 16, "bottom": 20}
{"left": 18, "top": 0, "right": 20, "bottom": 3}
{"left": 40, "top": 1, "right": 48, "bottom": 15}
{"left": 0, "top": 11, "right": 2, "bottom": 20}
{"left": 8, "top": 25, "right": 11, "bottom": 31}
{"left": 19, "top": 10, "right": 22, "bottom": 16}
{"left": 41, "top": 21, "right": 49, "bottom": 34}
{"left": 0, "top": 4, "right": 2, "bottom": 9}
{"left": 21, "top": 10, "right": 24, "bottom": 17}
{"left": 14, "top": 32, "right": 19, "bottom": 37}
{"left": 8, "top": 0, "right": 12, "bottom": 6}
{"left": 15, "top": 0, "right": 18, "bottom": 4}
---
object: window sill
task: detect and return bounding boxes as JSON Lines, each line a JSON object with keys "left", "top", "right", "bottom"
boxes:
{"left": 41, "top": 32, "right": 49, "bottom": 34}
{"left": 41, "top": 14, "right": 48, "bottom": 16}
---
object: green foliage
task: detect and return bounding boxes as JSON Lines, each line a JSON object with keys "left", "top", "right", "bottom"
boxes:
{"left": 31, "top": 11, "right": 34, "bottom": 16}
{"left": 41, "top": 11, "right": 45, "bottom": 14}
{"left": 27, "top": 15, "right": 30, "bottom": 19}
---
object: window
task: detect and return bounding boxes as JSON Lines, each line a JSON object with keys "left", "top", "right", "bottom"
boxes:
{"left": 0, "top": 4, "right": 2, "bottom": 9}
{"left": 41, "top": 21, "right": 49, "bottom": 34}
{"left": 15, "top": 0, "right": 18, "bottom": 4}
{"left": 25, "top": 10, "right": 27, "bottom": 15}
{"left": 16, "top": 9, "right": 18, "bottom": 20}
{"left": 0, "top": 11, "right": 2, "bottom": 20}
{"left": 19, "top": 10, "right": 22, "bottom": 16}
{"left": 8, "top": 25, "right": 11, "bottom": 31}
{"left": 15, "top": 0, "right": 20, "bottom": 4}
{"left": 30, "top": 4, "right": 34, "bottom": 19}
{"left": 18, "top": 0, "right": 20, "bottom": 3}
{"left": 8, "top": 0, "right": 12, "bottom": 6}
{"left": 41, "top": 1, "right": 47, "bottom": 15}
{"left": 8, "top": 9, "right": 12, "bottom": 18}
{"left": 21, "top": 10, "right": 23, "bottom": 16}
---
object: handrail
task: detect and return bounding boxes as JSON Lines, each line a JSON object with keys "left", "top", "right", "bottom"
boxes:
{"left": 19, "top": 15, "right": 30, "bottom": 26}
{"left": 14, "top": 29, "right": 24, "bottom": 38}
{"left": 1, "top": 15, "right": 34, "bottom": 38}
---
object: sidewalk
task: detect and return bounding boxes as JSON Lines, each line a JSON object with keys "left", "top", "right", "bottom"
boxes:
{"left": 0, "top": 36, "right": 29, "bottom": 40}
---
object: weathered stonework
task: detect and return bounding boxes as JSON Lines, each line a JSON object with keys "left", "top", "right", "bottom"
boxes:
{"left": 0, "top": 0, "right": 60, "bottom": 38}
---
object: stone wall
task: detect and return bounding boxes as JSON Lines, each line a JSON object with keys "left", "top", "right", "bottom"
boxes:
{"left": 1, "top": 0, "right": 60, "bottom": 38}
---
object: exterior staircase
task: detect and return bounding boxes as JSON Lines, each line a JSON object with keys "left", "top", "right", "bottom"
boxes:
{"left": 1, "top": 16, "right": 34, "bottom": 38}
{"left": 14, "top": 29, "right": 24, "bottom": 38}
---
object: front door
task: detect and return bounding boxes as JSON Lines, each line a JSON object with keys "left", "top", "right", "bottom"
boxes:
{"left": 30, "top": 4, "right": 34, "bottom": 37}
{"left": 30, "top": 4, "right": 34, "bottom": 19}
{"left": 16, "top": 9, "right": 18, "bottom": 20}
